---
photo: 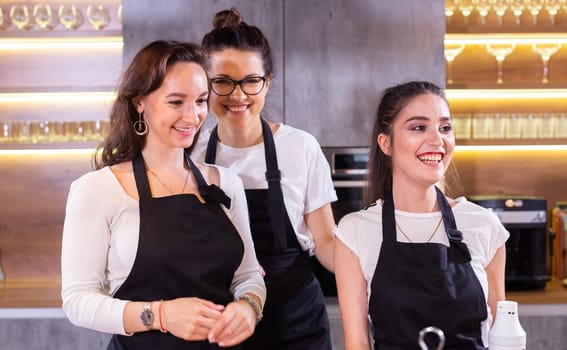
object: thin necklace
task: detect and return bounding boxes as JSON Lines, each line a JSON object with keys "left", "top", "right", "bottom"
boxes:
{"left": 148, "top": 167, "right": 190, "bottom": 195}
{"left": 395, "top": 216, "right": 443, "bottom": 243}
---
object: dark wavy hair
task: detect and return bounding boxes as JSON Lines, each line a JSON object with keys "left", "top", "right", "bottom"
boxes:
{"left": 364, "top": 80, "right": 460, "bottom": 205}
{"left": 201, "top": 7, "right": 274, "bottom": 77}
{"left": 93, "top": 40, "right": 207, "bottom": 169}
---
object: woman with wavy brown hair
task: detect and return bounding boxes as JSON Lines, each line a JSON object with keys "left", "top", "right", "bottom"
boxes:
{"left": 61, "top": 40, "right": 265, "bottom": 349}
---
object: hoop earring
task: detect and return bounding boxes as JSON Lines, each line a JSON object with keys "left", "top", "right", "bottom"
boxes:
{"left": 133, "top": 112, "right": 148, "bottom": 136}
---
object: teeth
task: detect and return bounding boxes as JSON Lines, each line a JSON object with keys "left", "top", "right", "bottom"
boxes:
{"left": 174, "top": 126, "right": 194, "bottom": 132}
{"left": 418, "top": 154, "right": 442, "bottom": 162}
{"left": 227, "top": 105, "right": 247, "bottom": 112}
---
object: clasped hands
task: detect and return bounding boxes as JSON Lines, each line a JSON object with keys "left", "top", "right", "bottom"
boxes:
{"left": 161, "top": 296, "right": 257, "bottom": 347}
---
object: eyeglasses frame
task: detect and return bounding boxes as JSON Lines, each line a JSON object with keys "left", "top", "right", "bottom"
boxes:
{"left": 209, "top": 75, "right": 267, "bottom": 96}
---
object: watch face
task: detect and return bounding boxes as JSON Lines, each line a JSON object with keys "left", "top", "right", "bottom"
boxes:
{"left": 141, "top": 308, "right": 154, "bottom": 327}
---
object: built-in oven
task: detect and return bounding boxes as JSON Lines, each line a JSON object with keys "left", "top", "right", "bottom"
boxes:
{"left": 312, "top": 147, "right": 370, "bottom": 297}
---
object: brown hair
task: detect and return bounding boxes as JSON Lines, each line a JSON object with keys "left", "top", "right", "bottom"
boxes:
{"left": 93, "top": 40, "right": 207, "bottom": 169}
{"left": 364, "top": 81, "right": 459, "bottom": 205}
{"left": 201, "top": 7, "right": 274, "bottom": 77}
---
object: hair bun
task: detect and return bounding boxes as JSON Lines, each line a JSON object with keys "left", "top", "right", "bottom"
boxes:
{"left": 212, "top": 7, "right": 244, "bottom": 29}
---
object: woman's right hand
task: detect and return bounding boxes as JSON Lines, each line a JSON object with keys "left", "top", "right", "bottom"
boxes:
{"left": 161, "top": 297, "right": 225, "bottom": 341}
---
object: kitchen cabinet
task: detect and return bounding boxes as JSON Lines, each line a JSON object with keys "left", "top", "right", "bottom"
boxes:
{"left": 123, "top": 0, "right": 445, "bottom": 147}
{"left": 123, "top": 0, "right": 284, "bottom": 129}
{"left": 0, "top": 0, "right": 122, "bottom": 147}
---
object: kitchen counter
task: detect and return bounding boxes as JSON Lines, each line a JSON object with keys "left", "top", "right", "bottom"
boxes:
{"left": 1, "top": 278, "right": 566, "bottom": 349}
{"left": 1, "top": 278, "right": 566, "bottom": 312}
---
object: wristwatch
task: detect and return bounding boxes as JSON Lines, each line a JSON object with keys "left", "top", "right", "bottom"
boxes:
{"left": 140, "top": 302, "right": 154, "bottom": 328}
{"left": 238, "top": 294, "right": 263, "bottom": 323}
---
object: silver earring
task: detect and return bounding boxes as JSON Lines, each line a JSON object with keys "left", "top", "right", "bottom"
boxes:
{"left": 133, "top": 112, "right": 148, "bottom": 136}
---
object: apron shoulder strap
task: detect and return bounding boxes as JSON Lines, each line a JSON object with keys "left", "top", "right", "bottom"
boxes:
{"left": 132, "top": 153, "right": 152, "bottom": 201}
{"left": 205, "top": 126, "right": 219, "bottom": 164}
{"left": 261, "top": 119, "right": 289, "bottom": 253}
{"left": 381, "top": 191, "right": 397, "bottom": 242}
{"left": 186, "top": 152, "right": 231, "bottom": 209}
{"left": 435, "top": 186, "right": 463, "bottom": 242}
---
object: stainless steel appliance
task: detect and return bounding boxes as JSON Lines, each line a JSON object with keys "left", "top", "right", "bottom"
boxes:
{"left": 468, "top": 195, "right": 550, "bottom": 291}
{"left": 312, "top": 147, "right": 370, "bottom": 297}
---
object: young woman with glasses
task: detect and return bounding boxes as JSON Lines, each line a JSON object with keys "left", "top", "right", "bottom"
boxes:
{"left": 192, "top": 7, "right": 337, "bottom": 350}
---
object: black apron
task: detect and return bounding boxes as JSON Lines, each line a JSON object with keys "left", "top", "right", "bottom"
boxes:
{"left": 368, "top": 186, "right": 488, "bottom": 350}
{"left": 107, "top": 152, "right": 244, "bottom": 350}
{"left": 205, "top": 119, "right": 331, "bottom": 350}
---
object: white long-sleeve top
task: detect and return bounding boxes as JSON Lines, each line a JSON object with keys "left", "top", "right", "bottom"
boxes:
{"left": 61, "top": 164, "right": 266, "bottom": 335}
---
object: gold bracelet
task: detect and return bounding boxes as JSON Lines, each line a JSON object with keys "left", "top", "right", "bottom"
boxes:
{"left": 237, "top": 294, "right": 263, "bottom": 323}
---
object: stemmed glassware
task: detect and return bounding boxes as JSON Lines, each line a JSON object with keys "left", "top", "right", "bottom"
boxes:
{"left": 86, "top": 5, "right": 110, "bottom": 30}
{"left": 508, "top": 0, "right": 526, "bottom": 25}
{"left": 526, "top": 0, "right": 544, "bottom": 25}
{"left": 458, "top": 0, "right": 475, "bottom": 25}
{"left": 486, "top": 44, "right": 516, "bottom": 84}
{"left": 490, "top": 0, "right": 509, "bottom": 26}
{"left": 545, "top": 0, "right": 562, "bottom": 25}
{"left": 9, "top": 5, "right": 31, "bottom": 30}
{"left": 58, "top": 5, "right": 80, "bottom": 30}
{"left": 117, "top": 4, "right": 123, "bottom": 24}
{"left": 532, "top": 43, "right": 561, "bottom": 83}
{"left": 0, "top": 6, "right": 6, "bottom": 30}
{"left": 446, "top": 0, "right": 458, "bottom": 24}
{"left": 444, "top": 44, "right": 465, "bottom": 84}
{"left": 33, "top": 4, "right": 54, "bottom": 30}
{"left": 474, "top": 0, "right": 492, "bottom": 25}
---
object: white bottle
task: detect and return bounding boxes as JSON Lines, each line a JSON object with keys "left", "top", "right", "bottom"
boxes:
{"left": 488, "top": 300, "right": 526, "bottom": 350}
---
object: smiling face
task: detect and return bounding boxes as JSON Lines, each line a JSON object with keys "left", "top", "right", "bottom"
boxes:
{"left": 206, "top": 48, "right": 270, "bottom": 130}
{"left": 136, "top": 62, "right": 209, "bottom": 150}
{"left": 377, "top": 92, "right": 454, "bottom": 189}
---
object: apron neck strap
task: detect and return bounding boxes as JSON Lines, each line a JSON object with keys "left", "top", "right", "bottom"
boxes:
{"left": 382, "top": 186, "right": 462, "bottom": 242}
{"left": 132, "top": 153, "right": 152, "bottom": 201}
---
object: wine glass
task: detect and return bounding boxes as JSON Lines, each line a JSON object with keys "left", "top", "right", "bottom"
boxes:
{"left": 33, "top": 4, "right": 54, "bottom": 30}
{"left": 117, "top": 4, "right": 123, "bottom": 24}
{"left": 526, "top": 0, "right": 544, "bottom": 25}
{"left": 58, "top": 5, "right": 80, "bottom": 30}
{"left": 9, "top": 5, "right": 31, "bottom": 30}
{"left": 532, "top": 43, "right": 561, "bottom": 83}
{"left": 444, "top": 44, "right": 465, "bottom": 84}
{"left": 446, "top": 0, "right": 458, "bottom": 24}
{"left": 486, "top": 44, "right": 516, "bottom": 84}
{"left": 458, "top": 0, "right": 475, "bottom": 25}
{"left": 86, "top": 5, "right": 110, "bottom": 30}
{"left": 0, "top": 6, "right": 7, "bottom": 30}
{"left": 508, "top": 0, "right": 526, "bottom": 25}
{"left": 490, "top": 0, "right": 509, "bottom": 26}
{"left": 545, "top": 0, "right": 561, "bottom": 25}
{"left": 474, "top": 0, "right": 492, "bottom": 25}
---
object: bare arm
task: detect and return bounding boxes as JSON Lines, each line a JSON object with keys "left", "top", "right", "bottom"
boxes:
{"left": 335, "top": 238, "right": 372, "bottom": 350}
{"left": 305, "top": 203, "right": 336, "bottom": 272}
{"left": 485, "top": 245, "right": 506, "bottom": 321}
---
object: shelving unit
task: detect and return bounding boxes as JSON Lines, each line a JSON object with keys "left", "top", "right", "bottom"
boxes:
{"left": 444, "top": 3, "right": 567, "bottom": 146}
{"left": 0, "top": 0, "right": 122, "bottom": 147}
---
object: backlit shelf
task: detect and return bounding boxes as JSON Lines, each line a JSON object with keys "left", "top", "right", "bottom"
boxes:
{"left": 445, "top": 33, "right": 567, "bottom": 45}
{"left": 0, "top": 36, "right": 123, "bottom": 50}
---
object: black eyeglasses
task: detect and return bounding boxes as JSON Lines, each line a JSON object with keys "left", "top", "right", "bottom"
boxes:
{"left": 209, "top": 76, "right": 266, "bottom": 96}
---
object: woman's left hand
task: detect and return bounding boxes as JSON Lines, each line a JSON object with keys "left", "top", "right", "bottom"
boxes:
{"left": 207, "top": 300, "right": 256, "bottom": 347}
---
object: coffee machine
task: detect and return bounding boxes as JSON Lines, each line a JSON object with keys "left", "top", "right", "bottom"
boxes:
{"left": 468, "top": 195, "right": 549, "bottom": 291}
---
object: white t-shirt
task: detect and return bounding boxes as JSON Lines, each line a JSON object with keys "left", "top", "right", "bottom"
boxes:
{"left": 334, "top": 197, "right": 509, "bottom": 345}
{"left": 192, "top": 123, "right": 337, "bottom": 255}
{"left": 61, "top": 165, "right": 265, "bottom": 335}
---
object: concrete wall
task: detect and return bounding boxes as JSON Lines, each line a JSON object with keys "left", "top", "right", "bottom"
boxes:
{"left": 122, "top": 0, "right": 445, "bottom": 147}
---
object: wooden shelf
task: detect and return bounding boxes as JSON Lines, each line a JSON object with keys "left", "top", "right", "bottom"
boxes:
{"left": 457, "top": 138, "right": 567, "bottom": 146}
